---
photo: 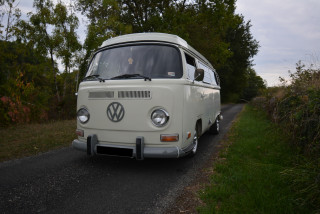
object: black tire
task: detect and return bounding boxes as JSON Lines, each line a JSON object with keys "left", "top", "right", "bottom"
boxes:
{"left": 209, "top": 118, "right": 220, "bottom": 135}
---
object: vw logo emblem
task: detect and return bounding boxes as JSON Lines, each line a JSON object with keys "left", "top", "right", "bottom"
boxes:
{"left": 107, "top": 102, "right": 125, "bottom": 122}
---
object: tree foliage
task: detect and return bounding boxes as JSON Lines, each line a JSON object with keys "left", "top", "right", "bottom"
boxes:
{"left": 0, "top": 0, "right": 80, "bottom": 126}
{"left": 77, "top": 0, "right": 260, "bottom": 101}
{"left": 0, "top": 40, "right": 52, "bottom": 125}
{"left": 242, "top": 68, "right": 266, "bottom": 101}
{"left": 0, "top": 0, "right": 263, "bottom": 126}
{"left": 0, "top": 0, "right": 21, "bottom": 41}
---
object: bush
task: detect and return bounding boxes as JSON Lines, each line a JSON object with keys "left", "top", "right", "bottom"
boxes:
{"left": 256, "top": 61, "right": 320, "bottom": 156}
{"left": 0, "top": 41, "right": 78, "bottom": 127}
{"left": 252, "top": 61, "right": 320, "bottom": 211}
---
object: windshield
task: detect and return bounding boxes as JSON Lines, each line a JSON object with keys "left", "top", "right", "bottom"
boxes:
{"left": 85, "top": 44, "right": 182, "bottom": 80}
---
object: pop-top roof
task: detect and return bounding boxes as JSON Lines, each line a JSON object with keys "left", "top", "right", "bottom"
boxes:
{"left": 101, "top": 33, "right": 188, "bottom": 48}
{"left": 100, "top": 33, "right": 212, "bottom": 68}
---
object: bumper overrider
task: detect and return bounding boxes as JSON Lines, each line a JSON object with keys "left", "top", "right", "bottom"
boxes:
{"left": 72, "top": 134, "right": 190, "bottom": 160}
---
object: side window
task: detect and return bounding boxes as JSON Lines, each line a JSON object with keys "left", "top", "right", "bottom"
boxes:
{"left": 198, "top": 61, "right": 211, "bottom": 84}
{"left": 209, "top": 69, "right": 217, "bottom": 85}
{"left": 203, "top": 70, "right": 211, "bottom": 84}
{"left": 185, "top": 53, "right": 196, "bottom": 80}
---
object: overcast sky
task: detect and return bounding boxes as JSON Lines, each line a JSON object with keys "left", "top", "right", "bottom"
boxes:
{"left": 17, "top": 0, "right": 320, "bottom": 86}
{"left": 236, "top": 0, "right": 320, "bottom": 86}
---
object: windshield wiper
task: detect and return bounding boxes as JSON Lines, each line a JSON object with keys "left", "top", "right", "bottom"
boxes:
{"left": 111, "top": 74, "right": 151, "bottom": 81}
{"left": 83, "top": 74, "right": 105, "bottom": 82}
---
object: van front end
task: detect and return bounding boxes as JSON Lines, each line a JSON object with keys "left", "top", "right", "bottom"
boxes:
{"left": 72, "top": 80, "right": 193, "bottom": 159}
{"left": 71, "top": 33, "right": 220, "bottom": 159}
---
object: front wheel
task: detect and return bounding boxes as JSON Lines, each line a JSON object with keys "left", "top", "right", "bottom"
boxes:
{"left": 188, "top": 126, "right": 199, "bottom": 157}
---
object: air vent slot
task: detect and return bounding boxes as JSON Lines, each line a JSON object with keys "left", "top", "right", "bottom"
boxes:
{"left": 89, "top": 91, "right": 114, "bottom": 99}
{"left": 118, "top": 91, "right": 151, "bottom": 99}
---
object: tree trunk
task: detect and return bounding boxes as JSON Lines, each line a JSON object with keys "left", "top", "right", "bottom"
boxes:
{"left": 5, "top": 3, "right": 12, "bottom": 41}
{"left": 50, "top": 49, "right": 60, "bottom": 102}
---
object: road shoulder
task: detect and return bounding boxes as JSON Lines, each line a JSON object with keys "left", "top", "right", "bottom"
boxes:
{"left": 165, "top": 105, "right": 244, "bottom": 213}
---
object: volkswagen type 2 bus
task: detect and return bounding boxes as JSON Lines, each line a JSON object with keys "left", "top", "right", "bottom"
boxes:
{"left": 72, "top": 33, "right": 222, "bottom": 159}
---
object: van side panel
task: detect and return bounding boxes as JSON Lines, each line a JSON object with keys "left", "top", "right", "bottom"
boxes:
{"left": 182, "top": 82, "right": 219, "bottom": 146}
{"left": 181, "top": 51, "right": 221, "bottom": 151}
{"left": 182, "top": 83, "right": 200, "bottom": 149}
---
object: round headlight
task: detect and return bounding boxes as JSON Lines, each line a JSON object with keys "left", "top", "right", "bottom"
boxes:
{"left": 151, "top": 109, "right": 169, "bottom": 127}
{"left": 77, "top": 108, "right": 90, "bottom": 124}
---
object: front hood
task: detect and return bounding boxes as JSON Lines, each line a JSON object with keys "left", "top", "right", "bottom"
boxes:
{"left": 77, "top": 80, "right": 184, "bottom": 132}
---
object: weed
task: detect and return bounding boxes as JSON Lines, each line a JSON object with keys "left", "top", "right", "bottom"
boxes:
{"left": 198, "top": 105, "right": 315, "bottom": 213}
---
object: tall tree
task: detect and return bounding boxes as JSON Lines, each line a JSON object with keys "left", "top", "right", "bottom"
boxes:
{"left": 118, "top": 0, "right": 171, "bottom": 32}
{"left": 242, "top": 67, "right": 266, "bottom": 101}
{"left": 219, "top": 16, "right": 259, "bottom": 102}
{"left": 0, "top": 0, "right": 21, "bottom": 41}
{"left": 53, "top": 2, "right": 81, "bottom": 97}
{"left": 17, "top": 0, "right": 61, "bottom": 101}
{"left": 53, "top": 2, "right": 81, "bottom": 74}
{"left": 76, "top": 0, "right": 131, "bottom": 78}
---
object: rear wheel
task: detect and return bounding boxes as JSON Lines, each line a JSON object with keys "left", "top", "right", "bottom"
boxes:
{"left": 209, "top": 118, "right": 220, "bottom": 135}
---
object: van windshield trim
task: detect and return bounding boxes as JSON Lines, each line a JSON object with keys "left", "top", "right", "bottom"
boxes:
{"left": 85, "top": 44, "right": 183, "bottom": 81}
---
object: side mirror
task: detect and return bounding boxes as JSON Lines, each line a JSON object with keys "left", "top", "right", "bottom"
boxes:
{"left": 194, "top": 68, "right": 204, "bottom": 82}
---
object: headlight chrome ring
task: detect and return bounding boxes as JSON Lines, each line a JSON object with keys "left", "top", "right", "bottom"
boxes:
{"left": 77, "top": 108, "right": 90, "bottom": 124}
{"left": 151, "top": 109, "right": 169, "bottom": 127}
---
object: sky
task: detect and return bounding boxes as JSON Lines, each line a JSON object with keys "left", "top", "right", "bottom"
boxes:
{"left": 17, "top": 0, "right": 87, "bottom": 43}
{"left": 236, "top": 0, "right": 320, "bottom": 86}
{"left": 14, "top": 0, "right": 320, "bottom": 86}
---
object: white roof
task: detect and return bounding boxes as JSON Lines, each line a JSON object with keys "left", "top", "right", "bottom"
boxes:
{"left": 100, "top": 33, "right": 213, "bottom": 68}
{"left": 101, "top": 33, "right": 187, "bottom": 47}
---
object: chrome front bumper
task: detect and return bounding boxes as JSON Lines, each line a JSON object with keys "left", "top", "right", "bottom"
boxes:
{"left": 72, "top": 135, "right": 189, "bottom": 159}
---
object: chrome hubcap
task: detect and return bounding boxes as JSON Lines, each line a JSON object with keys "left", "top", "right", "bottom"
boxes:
{"left": 192, "top": 131, "right": 198, "bottom": 153}
{"left": 216, "top": 120, "right": 219, "bottom": 132}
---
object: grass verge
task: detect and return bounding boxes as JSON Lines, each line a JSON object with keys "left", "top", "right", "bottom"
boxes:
{"left": 198, "top": 105, "right": 314, "bottom": 213}
{"left": 0, "top": 120, "right": 76, "bottom": 162}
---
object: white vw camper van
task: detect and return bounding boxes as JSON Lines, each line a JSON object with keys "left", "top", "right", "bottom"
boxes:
{"left": 72, "top": 33, "right": 222, "bottom": 159}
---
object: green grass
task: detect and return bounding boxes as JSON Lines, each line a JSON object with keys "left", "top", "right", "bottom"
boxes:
{"left": 0, "top": 120, "right": 76, "bottom": 162}
{"left": 198, "top": 105, "right": 313, "bottom": 214}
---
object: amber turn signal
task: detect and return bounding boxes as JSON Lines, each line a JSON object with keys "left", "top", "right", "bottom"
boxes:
{"left": 160, "top": 134, "right": 179, "bottom": 142}
{"left": 187, "top": 132, "right": 191, "bottom": 139}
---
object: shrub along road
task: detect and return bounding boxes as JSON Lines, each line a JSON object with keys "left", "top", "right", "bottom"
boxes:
{"left": 0, "top": 104, "right": 243, "bottom": 214}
